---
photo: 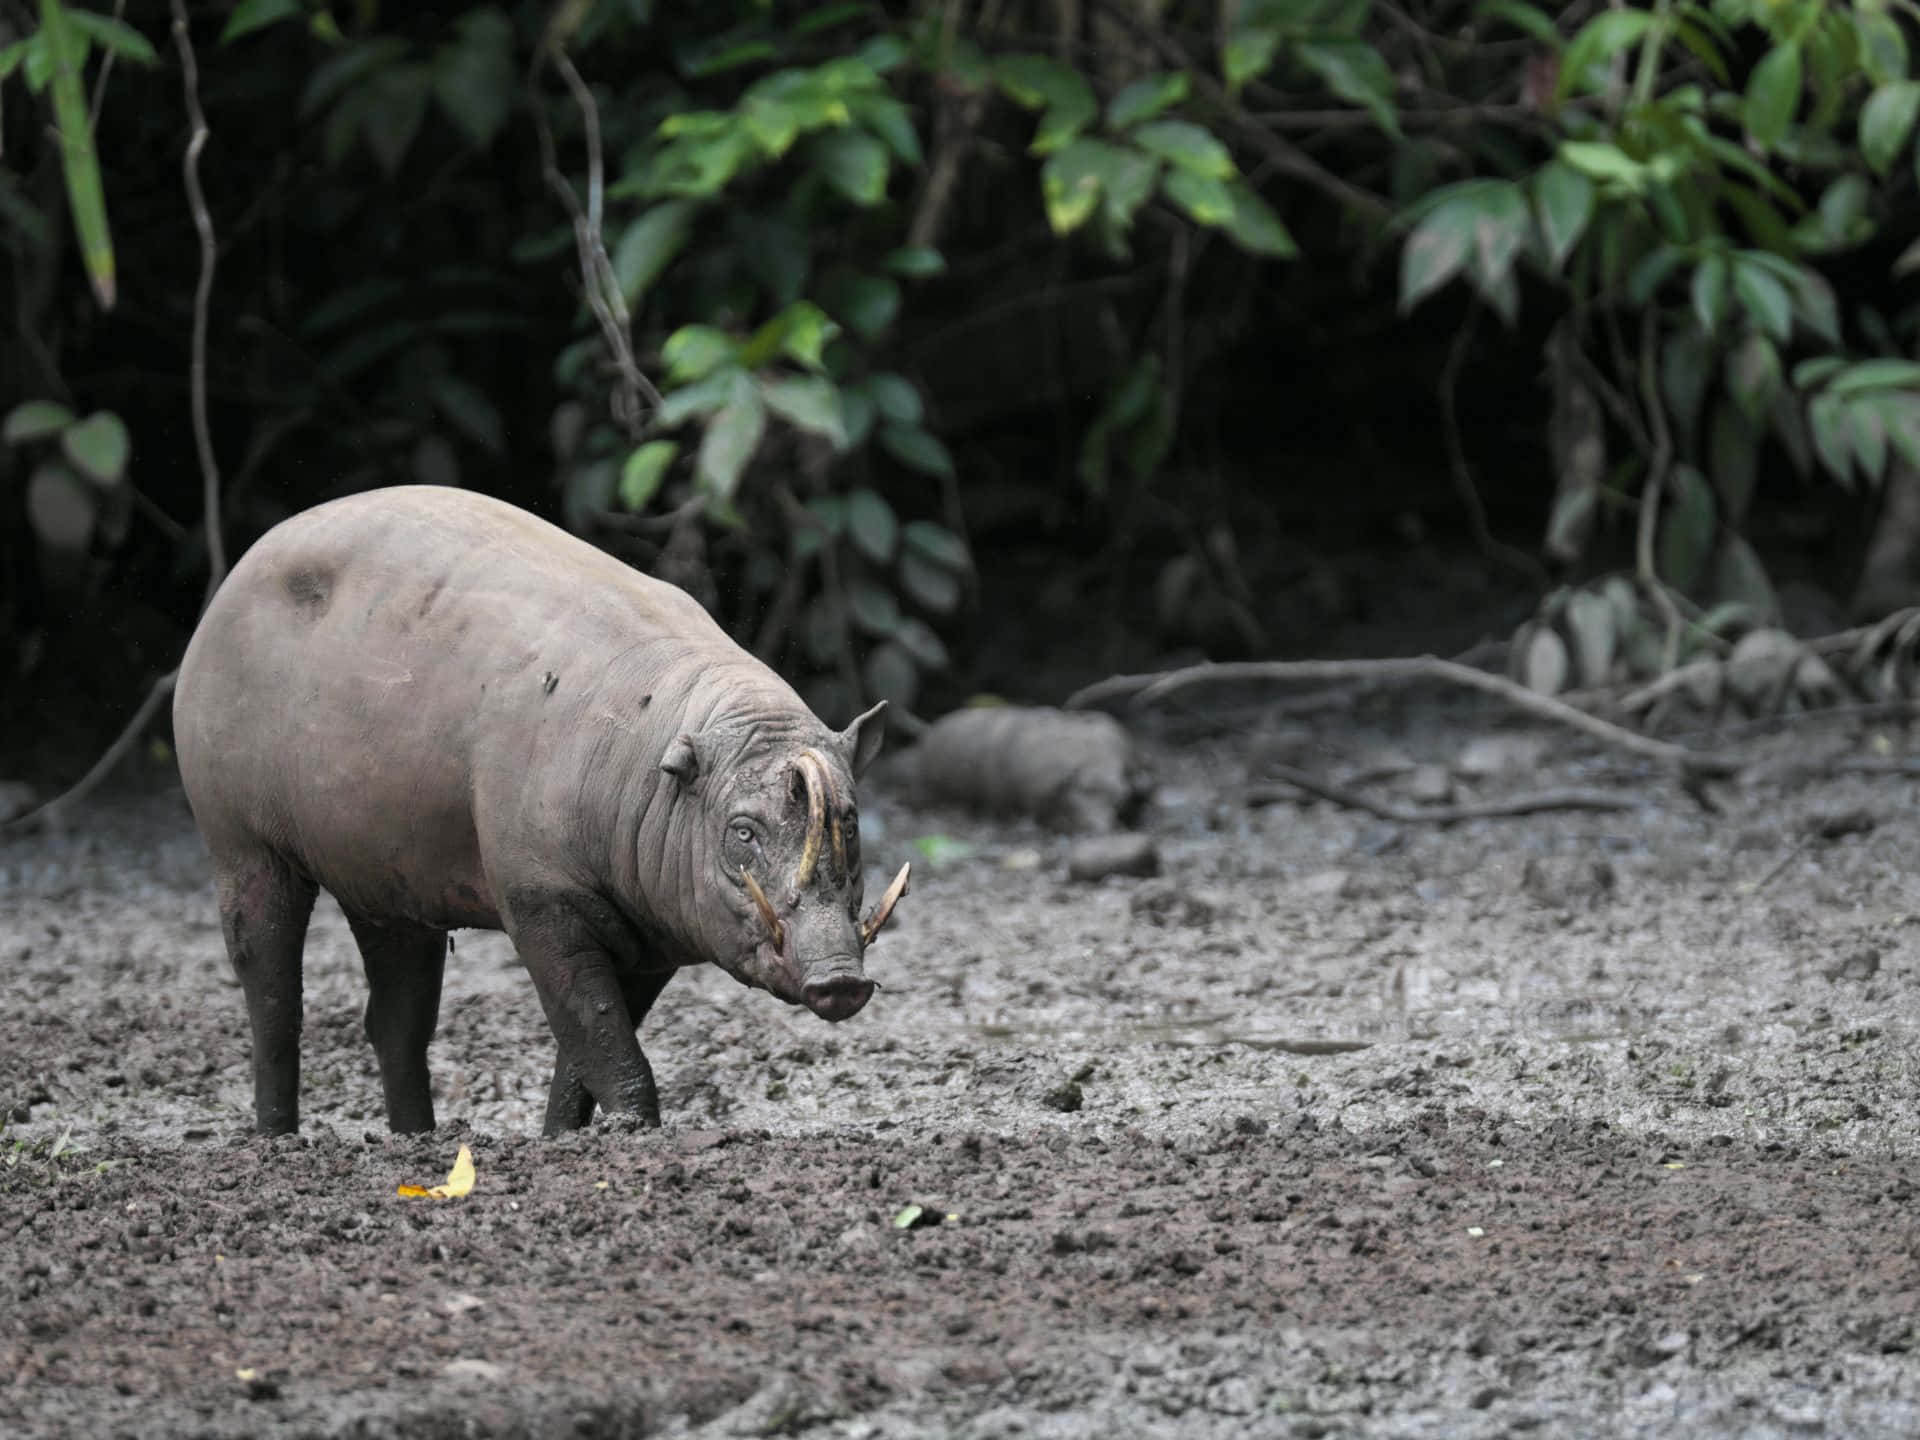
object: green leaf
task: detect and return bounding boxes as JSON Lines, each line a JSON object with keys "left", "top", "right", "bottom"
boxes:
{"left": 1106, "top": 72, "right": 1189, "bottom": 129}
{"left": 1709, "top": 401, "right": 1758, "bottom": 523}
{"left": 857, "top": 34, "right": 909, "bottom": 74}
{"left": 302, "top": 36, "right": 408, "bottom": 120}
{"left": 1041, "top": 139, "right": 1107, "bottom": 233}
{"left": 614, "top": 200, "right": 700, "bottom": 306}
{"left": 61, "top": 411, "right": 129, "bottom": 485}
{"left": 1730, "top": 258, "right": 1791, "bottom": 342}
{"left": 0, "top": 38, "right": 30, "bottom": 85}
{"left": 847, "top": 92, "right": 923, "bottom": 166}
{"left": 1295, "top": 40, "right": 1399, "bottom": 136}
{"left": 739, "top": 301, "right": 840, "bottom": 370}
{"left": 1532, "top": 162, "right": 1594, "bottom": 272}
{"left": 821, "top": 272, "right": 901, "bottom": 339}
{"left": 995, "top": 52, "right": 1089, "bottom": 110}
{"left": 362, "top": 64, "right": 432, "bottom": 177}
{"left": 1399, "top": 208, "right": 1472, "bottom": 313}
{"left": 1713, "top": 535, "right": 1776, "bottom": 618}
{"left": 221, "top": 0, "right": 301, "bottom": 43}
{"left": 3, "top": 400, "right": 74, "bottom": 444}
{"left": 903, "top": 519, "right": 971, "bottom": 572}
{"left": 1656, "top": 464, "right": 1716, "bottom": 592}
{"left": 866, "top": 373, "right": 923, "bottom": 424}
{"left": 1724, "top": 333, "right": 1780, "bottom": 422}
{"left": 1130, "top": 120, "right": 1235, "bottom": 179}
{"left": 1856, "top": 10, "right": 1909, "bottom": 86}
{"left": 1744, "top": 41, "right": 1801, "bottom": 150}
{"left": 1808, "top": 392, "right": 1852, "bottom": 485}
{"left": 879, "top": 422, "right": 954, "bottom": 479}
{"left": 27, "top": 461, "right": 96, "bottom": 549}
{"left": 620, "top": 441, "right": 678, "bottom": 511}
{"left": 657, "top": 366, "right": 744, "bottom": 426}
{"left": 1661, "top": 326, "right": 1713, "bottom": 442}
{"left": 1860, "top": 80, "right": 1920, "bottom": 174}
{"left": 894, "top": 618, "right": 950, "bottom": 671}
{"left": 885, "top": 245, "right": 946, "bottom": 278}
{"left": 1221, "top": 181, "right": 1299, "bottom": 258}
{"left": 846, "top": 577, "right": 901, "bottom": 637}
{"left": 840, "top": 388, "right": 877, "bottom": 450}
{"left": 1873, "top": 392, "right": 1920, "bottom": 471}
{"left": 433, "top": 8, "right": 516, "bottom": 150}
{"left": 1477, "top": 1, "right": 1560, "bottom": 45}
{"left": 1792, "top": 356, "right": 1846, "bottom": 389}
{"left": 642, "top": 124, "right": 757, "bottom": 199}
{"left": 1556, "top": 140, "right": 1649, "bottom": 190}
{"left": 1223, "top": 26, "right": 1281, "bottom": 93}
{"left": 1034, "top": 88, "right": 1098, "bottom": 156}
{"left": 762, "top": 376, "right": 849, "bottom": 449}
{"left": 899, "top": 551, "right": 961, "bottom": 613}
{"left": 1558, "top": 9, "right": 1654, "bottom": 99}
{"left": 847, "top": 488, "right": 899, "bottom": 563}
{"left": 1849, "top": 395, "right": 1890, "bottom": 482}
{"left": 1828, "top": 359, "right": 1920, "bottom": 395}
{"left": 41, "top": 0, "right": 115, "bottom": 309}
{"left": 64, "top": 8, "right": 157, "bottom": 63}
{"left": 663, "top": 325, "right": 740, "bottom": 384}
{"left": 1161, "top": 168, "right": 1234, "bottom": 226}
{"left": 698, "top": 385, "right": 767, "bottom": 501}
{"left": 428, "top": 376, "right": 504, "bottom": 455}
{"left": 1691, "top": 253, "right": 1729, "bottom": 335}
{"left": 811, "top": 129, "right": 891, "bottom": 206}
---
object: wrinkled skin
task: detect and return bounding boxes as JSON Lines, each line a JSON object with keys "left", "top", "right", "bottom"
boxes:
{"left": 172, "top": 486, "right": 903, "bottom": 1138}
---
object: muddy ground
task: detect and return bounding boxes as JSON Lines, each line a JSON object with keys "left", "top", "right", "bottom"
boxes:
{"left": 6, "top": 689, "right": 1920, "bottom": 1438}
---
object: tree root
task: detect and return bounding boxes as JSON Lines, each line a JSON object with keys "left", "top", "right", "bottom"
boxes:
{"left": 1248, "top": 766, "right": 1638, "bottom": 822}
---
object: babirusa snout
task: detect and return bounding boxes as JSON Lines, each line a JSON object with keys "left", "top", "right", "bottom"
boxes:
{"left": 801, "top": 962, "right": 874, "bottom": 1022}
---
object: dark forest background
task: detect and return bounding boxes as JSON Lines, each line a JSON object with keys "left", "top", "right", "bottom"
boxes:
{"left": 7, "top": 0, "right": 1920, "bottom": 788}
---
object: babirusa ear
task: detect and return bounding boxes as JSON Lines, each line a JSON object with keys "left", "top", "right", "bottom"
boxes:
{"left": 838, "top": 700, "right": 887, "bottom": 779}
{"left": 659, "top": 733, "right": 702, "bottom": 786}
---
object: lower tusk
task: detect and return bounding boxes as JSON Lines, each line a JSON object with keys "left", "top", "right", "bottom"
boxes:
{"left": 859, "top": 861, "right": 912, "bottom": 947}
{"left": 741, "top": 867, "right": 786, "bottom": 952}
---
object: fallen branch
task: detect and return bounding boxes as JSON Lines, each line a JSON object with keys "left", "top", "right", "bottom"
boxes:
{"left": 1249, "top": 765, "right": 1638, "bottom": 821}
{"left": 2, "top": 2, "right": 223, "bottom": 836}
{"left": 1065, "top": 656, "right": 1745, "bottom": 776}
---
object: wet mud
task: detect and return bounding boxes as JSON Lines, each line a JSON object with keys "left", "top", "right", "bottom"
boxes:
{"left": 5, "top": 699, "right": 1920, "bottom": 1437}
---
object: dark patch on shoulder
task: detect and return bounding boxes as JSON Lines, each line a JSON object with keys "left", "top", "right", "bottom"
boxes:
{"left": 284, "top": 564, "right": 333, "bottom": 615}
{"left": 417, "top": 578, "right": 446, "bottom": 618}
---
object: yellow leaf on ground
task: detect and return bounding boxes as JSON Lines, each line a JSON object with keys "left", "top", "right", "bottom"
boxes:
{"left": 397, "top": 1144, "right": 476, "bottom": 1200}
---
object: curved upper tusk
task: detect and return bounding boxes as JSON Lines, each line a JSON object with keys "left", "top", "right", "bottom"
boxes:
{"left": 740, "top": 867, "right": 785, "bottom": 952}
{"left": 793, "top": 752, "right": 830, "bottom": 891}
{"left": 859, "top": 861, "right": 912, "bottom": 948}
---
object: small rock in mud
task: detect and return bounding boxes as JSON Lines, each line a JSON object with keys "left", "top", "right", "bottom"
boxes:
{"left": 1406, "top": 763, "right": 1454, "bottom": 805}
{"left": 1804, "top": 808, "right": 1876, "bottom": 842}
{"left": 1520, "top": 856, "right": 1616, "bottom": 909}
{"left": 1129, "top": 884, "right": 1219, "bottom": 928}
{"left": 1245, "top": 723, "right": 1316, "bottom": 775}
{"left": 1455, "top": 733, "right": 1547, "bottom": 780}
{"left": 1067, "top": 833, "right": 1159, "bottom": 882}
{"left": 0, "top": 781, "right": 36, "bottom": 823}
{"left": 443, "top": 1358, "right": 508, "bottom": 1384}
{"left": 1826, "top": 947, "right": 1882, "bottom": 983}
{"left": 1043, "top": 1081, "right": 1085, "bottom": 1113}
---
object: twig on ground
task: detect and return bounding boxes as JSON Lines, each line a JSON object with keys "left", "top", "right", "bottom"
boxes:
{"left": 1249, "top": 765, "right": 1638, "bottom": 821}
{"left": 2, "top": 3, "right": 224, "bottom": 837}
{"left": 1065, "top": 656, "right": 1746, "bottom": 775}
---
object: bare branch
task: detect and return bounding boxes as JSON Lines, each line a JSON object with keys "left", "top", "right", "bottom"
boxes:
{"left": 532, "top": 44, "right": 662, "bottom": 442}
{"left": 1249, "top": 766, "right": 1639, "bottom": 821}
{"left": 1066, "top": 656, "right": 1746, "bottom": 776}
{"left": 173, "top": 0, "right": 225, "bottom": 597}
